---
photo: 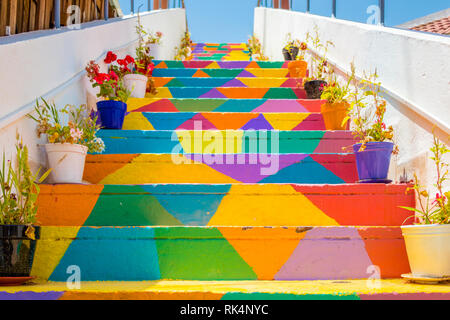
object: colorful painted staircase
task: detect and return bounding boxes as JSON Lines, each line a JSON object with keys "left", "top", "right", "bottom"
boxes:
{"left": 5, "top": 42, "right": 448, "bottom": 300}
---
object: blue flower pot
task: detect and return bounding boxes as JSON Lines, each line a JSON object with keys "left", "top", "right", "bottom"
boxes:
{"left": 96, "top": 100, "right": 127, "bottom": 129}
{"left": 353, "top": 142, "right": 394, "bottom": 183}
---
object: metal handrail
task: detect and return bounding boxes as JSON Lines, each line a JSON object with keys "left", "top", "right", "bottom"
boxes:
{"left": 258, "top": 0, "right": 386, "bottom": 25}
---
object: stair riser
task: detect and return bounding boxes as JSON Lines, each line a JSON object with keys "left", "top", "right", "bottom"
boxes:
{"left": 83, "top": 154, "right": 357, "bottom": 184}
{"left": 36, "top": 184, "right": 415, "bottom": 227}
{"left": 127, "top": 98, "right": 325, "bottom": 113}
{"left": 30, "top": 226, "right": 410, "bottom": 281}
{"left": 153, "top": 77, "right": 302, "bottom": 88}
{"left": 153, "top": 69, "right": 291, "bottom": 78}
{"left": 154, "top": 60, "right": 289, "bottom": 69}
{"left": 123, "top": 112, "right": 326, "bottom": 131}
{"left": 96, "top": 130, "right": 355, "bottom": 154}
{"left": 151, "top": 87, "right": 307, "bottom": 99}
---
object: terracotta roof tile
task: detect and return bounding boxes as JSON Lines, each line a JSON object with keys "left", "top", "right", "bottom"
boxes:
{"left": 411, "top": 16, "right": 450, "bottom": 35}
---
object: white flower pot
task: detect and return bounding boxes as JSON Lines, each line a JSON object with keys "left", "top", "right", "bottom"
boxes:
{"left": 148, "top": 43, "right": 161, "bottom": 59}
{"left": 401, "top": 224, "right": 450, "bottom": 278}
{"left": 123, "top": 74, "right": 148, "bottom": 98}
{"left": 45, "top": 143, "right": 87, "bottom": 184}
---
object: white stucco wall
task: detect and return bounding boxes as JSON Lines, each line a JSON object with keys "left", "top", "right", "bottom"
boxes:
{"left": 0, "top": 9, "right": 186, "bottom": 172}
{"left": 254, "top": 8, "right": 450, "bottom": 195}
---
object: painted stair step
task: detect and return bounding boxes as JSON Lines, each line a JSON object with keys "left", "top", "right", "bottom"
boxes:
{"left": 37, "top": 184, "right": 415, "bottom": 227}
{"left": 3, "top": 279, "right": 449, "bottom": 300}
{"left": 29, "top": 226, "right": 410, "bottom": 281}
{"left": 127, "top": 98, "right": 325, "bottom": 113}
{"left": 153, "top": 77, "right": 302, "bottom": 88}
{"left": 153, "top": 68, "right": 291, "bottom": 78}
{"left": 123, "top": 112, "right": 326, "bottom": 131}
{"left": 83, "top": 153, "right": 357, "bottom": 184}
{"left": 96, "top": 130, "right": 355, "bottom": 154}
{"left": 154, "top": 60, "right": 289, "bottom": 69}
{"left": 150, "top": 87, "right": 306, "bottom": 99}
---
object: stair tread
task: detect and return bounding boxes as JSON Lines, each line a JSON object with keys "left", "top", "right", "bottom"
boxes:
{"left": 3, "top": 280, "right": 448, "bottom": 300}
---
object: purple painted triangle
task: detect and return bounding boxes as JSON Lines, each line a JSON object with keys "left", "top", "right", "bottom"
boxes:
{"left": 222, "top": 79, "right": 246, "bottom": 87}
{"left": 184, "top": 154, "right": 309, "bottom": 183}
{"left": 241, "top": 114, "right": 273, "bottom": 130}
{"left": 199, "top": 88, "right": 227, "bottom": 98}
{"left": 237, "top": 70, "right": 256, "bottom": 78}
{"left": 177, "top": 113, "right": 217, "bottom": 130}
{"left": 274, "top": 228, "right": 374, "bottom": 280}
{"left": 218, "top": 61, "right": 250, "bottom": 69}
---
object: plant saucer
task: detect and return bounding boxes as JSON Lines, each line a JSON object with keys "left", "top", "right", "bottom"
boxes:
{"left": 358, "top": 179, "right": 392, "bottom": 184}
{"left": 0, "top": 276, "right": 35, "bottom": 286}
{"left": 401, "top": 273, "right": 450, "bottom": 285}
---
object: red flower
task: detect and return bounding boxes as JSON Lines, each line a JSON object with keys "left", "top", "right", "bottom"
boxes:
{"left": 125, "top": 55, "right": 135, "bottom": 64}
{"left": 104, "top": 51, "right": 117, "bottom": 64}
{"left": 381, "top": 122, "right": 386, "bottom": 129}
{"left": 94, "top": 73, "right": 110, "bottom": 84}
{"left": 109, "top": 71, "right": 119, "bottom": 81}
{"left": 117, "top": 59, "right": 126, "bottom": 66}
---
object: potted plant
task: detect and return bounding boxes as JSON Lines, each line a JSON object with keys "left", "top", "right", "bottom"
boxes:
{"left": 247, "top": 35, "right": 269, "bottom": 61}
{"left": 400, "top": 134, "right": 449, "bottom": 281}
{"left": 347, "top": 68, "right": 399, "bottom": 183}
{"left": 282, "top": 41, "right": 299, "bottom": 61}
{"left": 303, "top": 27, "right": 334, "bottom": 99}
{"left": 136, "top": 12, "right": 163, "bottom": 60}
{"left": 320, "top": 75, "right": 352, "bottom": 130}
{"left": 174, "top": 32, "right": 193, "bottom": 61}
{"left": 287, "top": 41, "right": 308, "bottom": 79}
{"left": 0, "top": 135, "right": 50, "bottom": 285}
{"left": 29, "top": 99, "right": 105, "bottom": 184}
{"left": 86, "top": 59, "right": 131, "bottom": 129}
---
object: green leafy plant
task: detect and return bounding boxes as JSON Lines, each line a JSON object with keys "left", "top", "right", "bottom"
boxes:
{"left": 247, "top": 35, "right": 269, "bottom": 61}
{"left": 320, "top": 75, "right": 353, "bottom": 104}
{"left": 0, "top": 134, "right": 50, "bottom": 227}
{"left": 305, "top": 26, "right": 334, "bottom": 82}
{"left": 400, "top": 134, "right": 449, "bottom": 225}
{"left": 345, "top": 65, "right": 398, "bottom": 153}
{"left": 283, "top": 34, "right": 308, "bottom": 61}
{"left": 174, "top": 32, "right": 193, "bottom": 61}
{"left": 28, "top": 98, "right": 105, "bottom": 154}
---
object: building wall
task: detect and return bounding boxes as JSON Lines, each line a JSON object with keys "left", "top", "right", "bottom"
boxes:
{"left": 0, "top": 8, "right": 186, "bottom": 173}
{"left": 254, "top": 7, "right": 450, "bottom": 198}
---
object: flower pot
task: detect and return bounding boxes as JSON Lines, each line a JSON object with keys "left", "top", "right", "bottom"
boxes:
{"left": 352, "top": 141, "right": 394, "bottom": 182}
{"left": 123, "top": 74, "right": 148, "bottom": 98}
{"left": 148, "top": 43, "right": 161, "bottom": 59}
{"left": 45, "top": 143, "right": 87, "bottom": 184}
{"left": 321, "top": 101, "right": 350, "bottom": 131}
{"left": 96, "top": 100, "right": 127, "bottom": 129}
{"left": 282, "top": 48, "right": 292, "bottom": 61}
{"left": 288, "top": 60, "right": 308, "bottom": 78}
{"left": 304, "top": 80, "right": 327, "bottom": 99}
{"left": 0, "top": 225, "right": 40, "bottom": 277}
{"left": 401, "top": 224, "right": 450, "bottom": 278}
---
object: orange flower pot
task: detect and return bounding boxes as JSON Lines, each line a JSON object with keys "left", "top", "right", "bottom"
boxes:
{"left": 288, "top": 60, "right": 308, "bottom": 78}
{"left": 321, "top": 101, "right": 350, "bottom": 131}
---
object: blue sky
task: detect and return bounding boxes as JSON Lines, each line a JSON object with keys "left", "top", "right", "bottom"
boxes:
{"left": 119, "top": 0, "right": 449, "bottom": 43}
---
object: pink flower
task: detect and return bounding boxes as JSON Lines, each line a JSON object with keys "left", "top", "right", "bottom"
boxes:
{"left": 70, "top": 128, "right": 83, "bottom": 141}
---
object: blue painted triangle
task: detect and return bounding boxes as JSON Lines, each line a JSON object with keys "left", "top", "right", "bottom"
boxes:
{"left": 143, "top": 112, "right": 197, "bottom": 130}
{"left": 259, "top": 156, "right": 345, "bottom": 184}
{"left": 142, "top": 184, "right": 232, "bottom": 226}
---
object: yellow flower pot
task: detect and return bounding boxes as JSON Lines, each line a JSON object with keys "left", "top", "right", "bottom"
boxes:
{"left": 321, "top": 101, "right": 350, "bottom": 131}
{"left": 288, "top": 60, "right": 308, "bottom": 78}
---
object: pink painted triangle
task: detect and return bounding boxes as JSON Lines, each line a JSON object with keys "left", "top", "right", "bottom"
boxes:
{"left": 176, "top": 113, "right": 217, "bottom": 130}
{"left": 134, "top": 99, "right": 178, "bottom": 112}
{"left": 252, "top": 100, "right": 308, "bottom": 113}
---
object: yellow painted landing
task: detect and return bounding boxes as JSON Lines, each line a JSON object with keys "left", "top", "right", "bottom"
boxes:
{"left": 2, "top": 280, "right": 449, "bottom": 300}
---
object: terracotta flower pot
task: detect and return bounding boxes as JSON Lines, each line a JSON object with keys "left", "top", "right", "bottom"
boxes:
{"left": 321, "top": 101, "right": 350, "bottom": 130}
{"left": 288, "top": 60, "right": 308, "bottom": 78}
